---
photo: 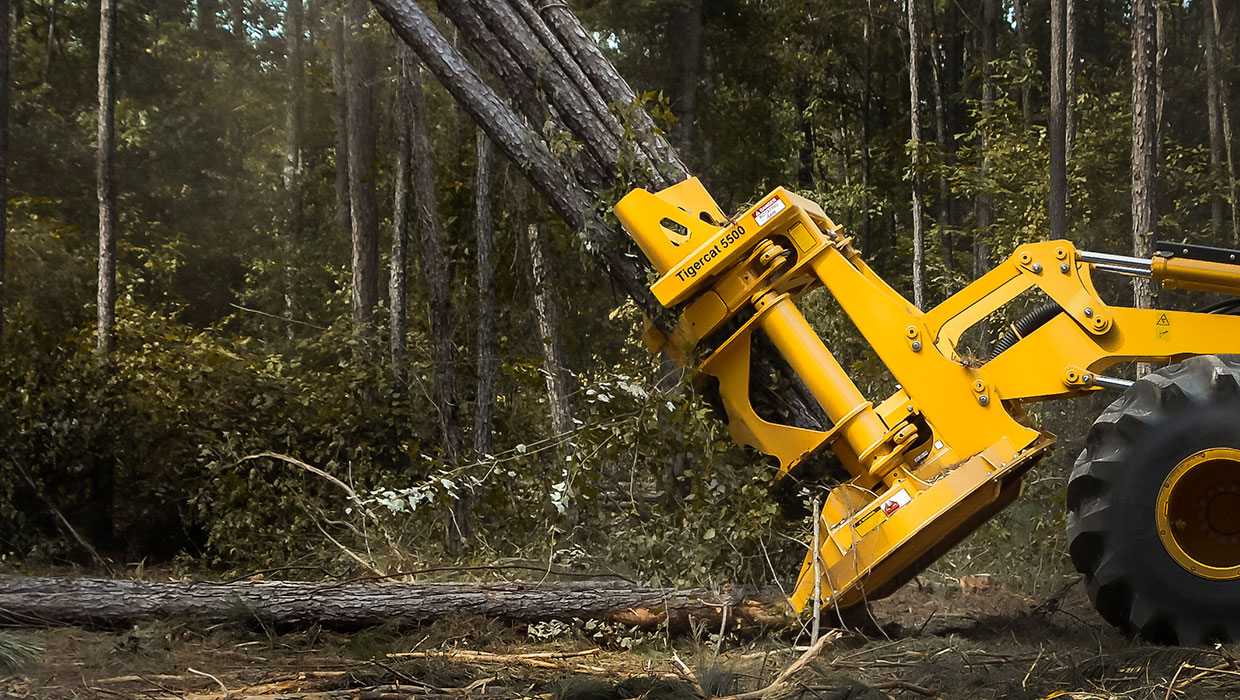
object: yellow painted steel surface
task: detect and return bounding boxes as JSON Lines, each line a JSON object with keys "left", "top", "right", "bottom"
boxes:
{"left": 614, "top": 177, "right": 1240, "bottom": 614}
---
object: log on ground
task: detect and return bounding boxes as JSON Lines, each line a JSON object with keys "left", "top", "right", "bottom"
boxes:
{"left": 0, "top": 576, "right": 794, "bottom": 630}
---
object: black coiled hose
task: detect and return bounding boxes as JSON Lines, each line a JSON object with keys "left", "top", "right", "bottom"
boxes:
{"left": 989, "top": 302, "right": 1066, "bottom": 360}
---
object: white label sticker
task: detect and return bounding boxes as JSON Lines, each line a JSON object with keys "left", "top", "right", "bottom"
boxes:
{"left": 880, "top": 489, "right": 912, "bottom": 516}
{"left": 753, "top": 196, "right": 786, "bottom": 226}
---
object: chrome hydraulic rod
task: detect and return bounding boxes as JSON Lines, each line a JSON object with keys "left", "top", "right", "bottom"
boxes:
{"left": 1078, "top": 250, "right": 1153, "bottom": 276}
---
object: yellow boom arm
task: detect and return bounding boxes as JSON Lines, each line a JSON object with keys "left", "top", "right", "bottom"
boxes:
{"left": 615, "top": 178, "right": 1240, "bottom": 611}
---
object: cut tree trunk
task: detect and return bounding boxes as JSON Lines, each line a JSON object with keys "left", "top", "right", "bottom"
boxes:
{"left": 0, "top": 576, "right": 792, "bottom": 631}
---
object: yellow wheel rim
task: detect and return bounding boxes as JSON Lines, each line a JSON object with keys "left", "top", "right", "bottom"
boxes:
{"left": 1157, "top": 448, "right": 1240, "bottom": 580}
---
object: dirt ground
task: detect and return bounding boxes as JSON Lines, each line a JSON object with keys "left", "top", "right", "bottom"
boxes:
{"left": 3, "top": 580, "right": 1240, "bottom": 700}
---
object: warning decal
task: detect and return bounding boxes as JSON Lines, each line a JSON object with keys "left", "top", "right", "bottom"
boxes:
{"left": 1156, "top": 312, "right": 1171, "bottom": 342}
{"left": 1156, "top": 313, "right": 1170, "bottom": 326}
{"left": 853, "top": 489, "right": 913, "bottom": 538}
{"left": 753, "top": 195, "right": 787, "bottom": 226}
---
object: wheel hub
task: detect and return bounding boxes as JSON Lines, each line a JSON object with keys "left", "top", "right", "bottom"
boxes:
{"left": 1158, "top": 448, "right": 1240, "bottom": 580}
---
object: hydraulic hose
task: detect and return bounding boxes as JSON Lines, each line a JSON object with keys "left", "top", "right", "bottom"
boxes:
{"left": 989, "top": 302, "right": 1065, "bottom": 360}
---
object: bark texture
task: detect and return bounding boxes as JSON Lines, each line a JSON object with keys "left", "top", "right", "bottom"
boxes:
{"left": 1049, "top": 0, "right": 1067, "bottom": 239}
{"left": 0, "top": 576, "right": 790, "bottom": 631}
{"left": 390, "top": 42, "right": 412, "bottom": 377}
{"left": 404, "top": 49, "right": 466, "bottom": 549}
{"left": 973, "top": 0, "right": 996, "bottom": 329}
{"left": 96, "top": 0, "right": 117, "bottom": 359}
{"left": 473, "top": 131, "right": 497, "bottom": 456}
{"left": 0, "top": 0, "right": 9, "bottom": 346}
{"left": 525, "top": 223, "right": 574, "bottom": 440}
{"left": 906, "top": 0, "right": 925, "bottom": 309}
{"left": 1130, "top": 0, "right": 1158, "bottom": 310}
{"left": 283, "top": 0, "right": 305, "bottom": 333}
{"left": 345, "top": 0, "right": 380, "bottom": 334}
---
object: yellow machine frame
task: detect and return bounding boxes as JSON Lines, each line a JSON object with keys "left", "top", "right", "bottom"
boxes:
{"left": 614, "top": 178, "right": 1240, "bottom": 612}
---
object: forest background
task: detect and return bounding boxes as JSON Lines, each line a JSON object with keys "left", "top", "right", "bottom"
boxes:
{"left": 0, "top": 0, "right": 1234, "bottom": 596}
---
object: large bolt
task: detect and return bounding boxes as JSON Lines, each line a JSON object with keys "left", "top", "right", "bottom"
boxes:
{"left": 978, "top": 394, "right": 990, "bottom": 406}
{"left": 911, "top": 340, "right": 923, "bottom": 352}
{"left": 1084, "top": 307, "right": 1094, "bottom": 318}
{"left": 1032, "top": 262, "right": 1043, "bottom": 273}
{"left": 1060, "top": 262, "right": 1070, "bottom": 273}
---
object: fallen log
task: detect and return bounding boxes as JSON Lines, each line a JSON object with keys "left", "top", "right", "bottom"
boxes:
{"left": 0, "top": 576, "right": 794, "bottom": 630}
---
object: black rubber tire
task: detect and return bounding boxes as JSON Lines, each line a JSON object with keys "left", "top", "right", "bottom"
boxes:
{"left": 1067, "top": 354, "right": 1240, "bottom": 645}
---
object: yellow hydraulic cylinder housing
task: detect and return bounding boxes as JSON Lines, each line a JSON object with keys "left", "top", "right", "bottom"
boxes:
{"left": 614, "top": 177, "right": 1240, "bottom": 613}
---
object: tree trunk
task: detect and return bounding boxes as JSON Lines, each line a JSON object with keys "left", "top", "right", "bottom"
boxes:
{"left": 0, "top": 0, "right": 9, "bottom": 347}
{"left": 331, "top": 11, "right": 352, "bottom": 245}
{"left": 230, "top": 0, "right": 244, "bottom": 39}
{"left": 974, "top": 0, "right": 996, "bottom": 342}
{"left": 907, "top": 0, "right": 926, "bottom": 308}
{"left": 928, "top": 4, "right": 953, "bottom": 287}
{"left": 1207, "top": 0, "right": 1239, "bottom": 245}
{"left": 1049, "top": 0, "right": 1067, "bottom": 239}
{"left": 93, "top": 0, "right": 119, "bottom": 555}
{"left": 390, "top": 43, "right": 411, "bottom": 379}
{"left": 345, "top": 0, "right": 380, "bottom": 335}
{"left": 1014, "top": 0, "right": 1030, "bottom": 129}
{"left": 196, "top": 0, "right": 217, "bottom": 32}
{"left": 283, "top": 0, "right": 305, "bottom": 335}
{"left": 369, "top": 0, "right": 665, "bottom": 324}
{"left": 41, "top": 0, "right": 54, "bottom": 85}
{"left": 1206, "top": 0, "right": 1225, "bottom": 239}
{"left": 96, "top": 0, "right": 117, "bottom": 360}
{"left": 524, "top": 223, "right": 574, "bottom": 441}
{"left": 473, "top": 131, "right": 497, "bottom": 456}
{"left": 403, "top": 47, "right": 466, "bottom": 550}
{"left": 672, "top": 0, "right": 703, "bottom": 155}
{"left": 1065, "top": 0, "right": 1077, "bottom": 163}
{"left": 1131, "top": 0, "right": 1157, "bottom": 312}
{"left": 860, "top": 0, "right": 873, "bottom": 254}
{"left": 0, "top": 576, "right": 791, "bottom": 631}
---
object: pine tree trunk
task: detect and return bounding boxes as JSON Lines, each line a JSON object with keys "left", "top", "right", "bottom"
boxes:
{"left": 1131, "top": 0, "right": 1158, "bottom": 313}
{"left": 390, "top": 44, "right": 412, "bottom": 378}
{"left": 41, "top": 0, "right": 54, "bottom": 85}
{"left": 473, "top": 132, "right": 497, "bottom": 456}
{"left": 928, "top": 5, "right": 952, "bottom": 286}
{"left": 344, "top": 0, "right": 380, "bottom": 334}
{"left": 673, "top": 0, "right": 703, "bottom": 155}
{"left": 331, "top": 12, "right": 352, "bottom": 248}
{"left": 1049, "top": 0, "right": 1067, "bottom": 239}
{"left": 93, "top": 0, "right": 119, "bottom": 555}
{"left": 974, "top": 0, "right": 996, "bottom": 343}
{"left": 907, "top": 0, "right": 926, "bottom": 308}
{"left": 283, "top": 0, "right": 305, "bottom": 335}
{"left": 0, "top": 0, "right": 9, "bottom": 347}
{"left": 196, "top": 0, "right": 217, "bottom": 32}
{"left": 1065, "top": 0, "right": 1077, "bottom": 163}
{"left": 96, "top": 0, "right": 117, "bottom": 360}
{"left": 525, "top": 223, "right": 574, "bottom": 441}
{"left": 1014, "top": 0, "right": 1030, "bottom": 129}
{"left": 1207, "top": 0, "right": 1239, "bottom": 244}
{"left": 230, "top": 0, "right": 244, "bottom": 39}
{"left": 1206, "top": 0, "right": 1225, "bottom": 239}
{"left": 404, "top": 48, "right": 466, "bottom": 550}
{"left": 860, "top": 1, "right": 873, "bottom": 253}
{"left": 0, "top": 576, "right": 791, "bottom": 631}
